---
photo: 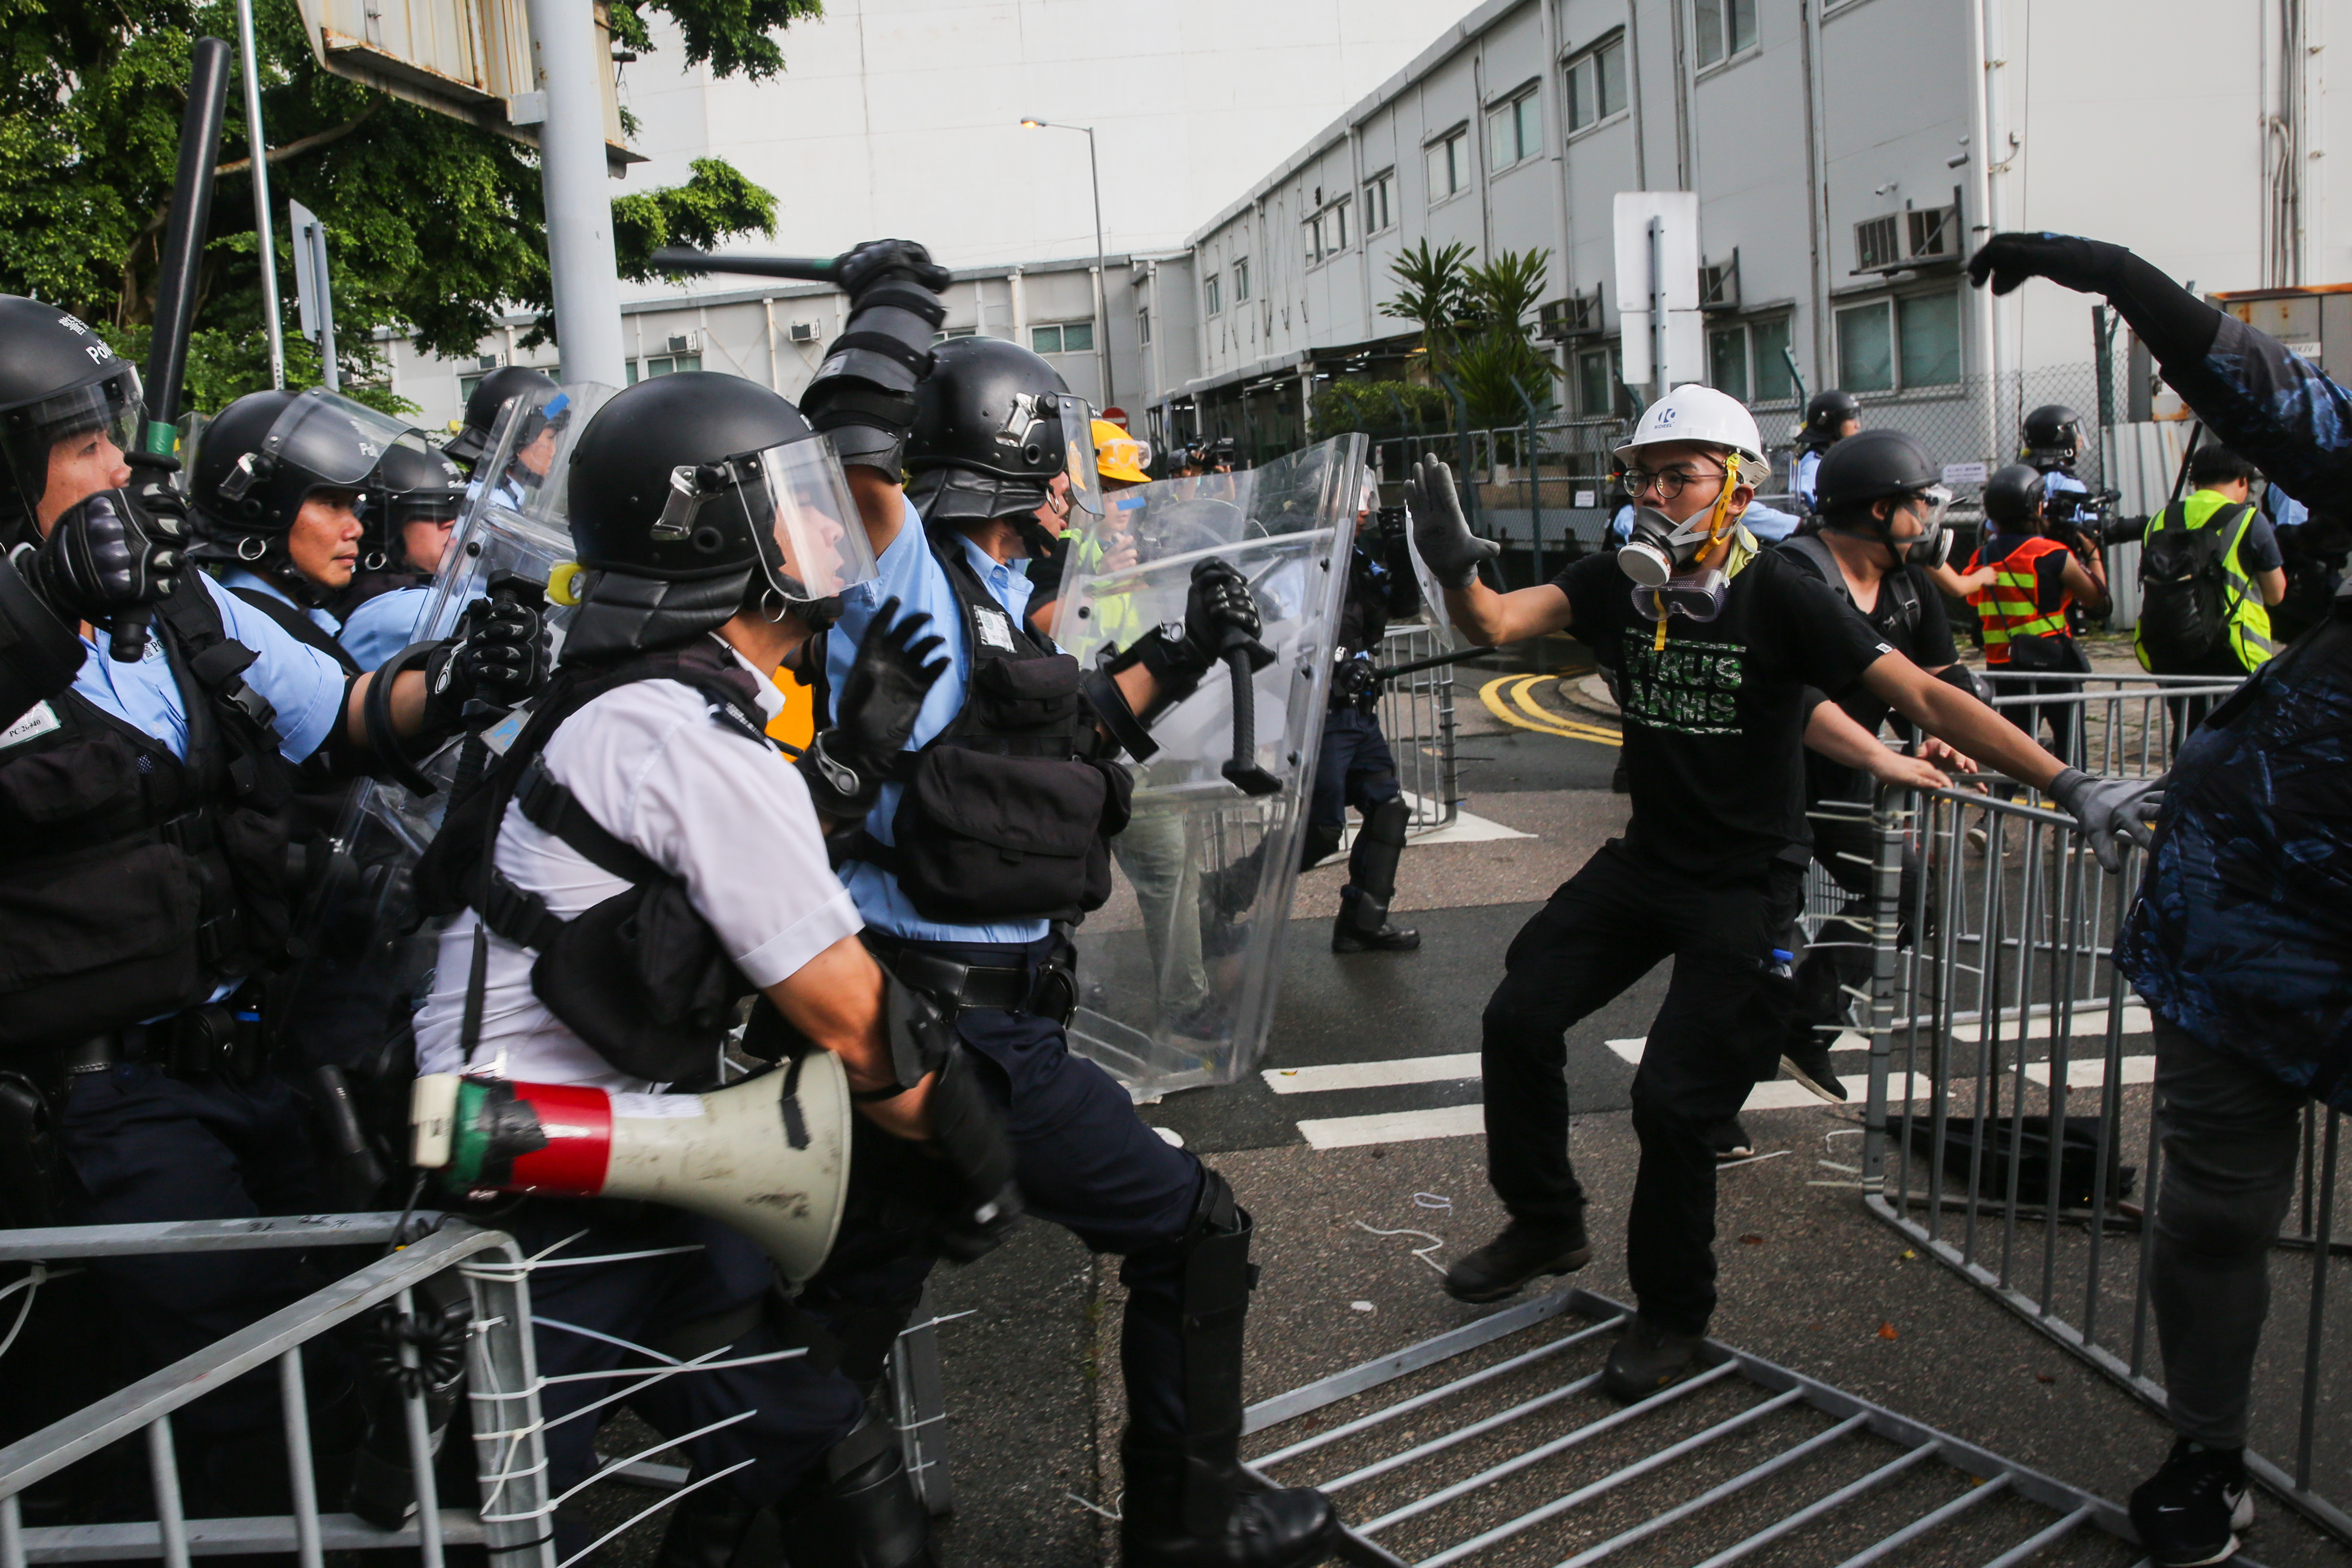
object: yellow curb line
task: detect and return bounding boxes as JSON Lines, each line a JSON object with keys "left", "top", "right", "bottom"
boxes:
{"left": 1479, "top": 674, "right": 1624, "bottom": 747}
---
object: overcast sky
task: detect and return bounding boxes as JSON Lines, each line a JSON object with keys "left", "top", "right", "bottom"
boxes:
{"left": 616, "top": 0, "right": 1480, "bottom": 296}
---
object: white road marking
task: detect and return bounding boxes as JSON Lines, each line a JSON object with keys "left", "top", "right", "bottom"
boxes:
{"left": 2023, "top": 1054, "right": 2157, "bottom": 1089}
{"left": 1263, "top": 1054, "right": 1482, "bottom": 1095}
{"left": 1298, "top": 1104, "right": 1486, "bottom": 1150}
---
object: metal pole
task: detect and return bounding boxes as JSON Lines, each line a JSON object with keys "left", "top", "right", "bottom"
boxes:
{"left": 1515, "top": 382, "right": 1544, "bottom": 585}
{"left": 1086, "top": 125, "right": 1112, "bottom": 414}
{"left": 233, "top": 0, "right": 285, "bottom": 389}
{"left": 1648, "top": 214, "right": 1667, "bottom": 403}
{"left": 308, "top": 220, "right": 340, "bottom": 393}
{"left": 525, "top": 0, "right": 627, "bottom": 386}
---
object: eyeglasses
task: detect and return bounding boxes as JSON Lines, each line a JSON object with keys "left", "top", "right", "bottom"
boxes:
{"left": 1619, "top": 464, "right": 1728, "bottom": 500}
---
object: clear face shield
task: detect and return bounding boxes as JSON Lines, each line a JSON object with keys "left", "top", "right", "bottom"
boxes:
{"left": 654, "top": 434, "right": 880, "bottom": 607}
{"left": 216, "top": 387, "right": 417, "bottom": 505}
{"left": 2, "top": 363, "right": 146, "bottom": 520}
{"left": 1052, "top": 394, "right": 1104, "bottom": 515}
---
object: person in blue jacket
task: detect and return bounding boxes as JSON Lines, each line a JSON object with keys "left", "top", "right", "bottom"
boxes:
{"left": 1974, "top": 229, "right": 2352, "bottom": 1568}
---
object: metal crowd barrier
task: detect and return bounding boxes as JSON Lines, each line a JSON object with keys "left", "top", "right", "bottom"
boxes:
{"left": 1373, "top": 621, "right": 1460, "bottom": 835}
{"left": 1848, "top": 696, "right": 2351, "bottom": 1547}
{"left": 0, "top": 1213, "right": 554, "bottom": 1568}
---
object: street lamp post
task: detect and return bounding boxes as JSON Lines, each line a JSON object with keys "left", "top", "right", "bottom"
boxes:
{"left": 1019, "top": 118, "right": 1112, "bottom": 415}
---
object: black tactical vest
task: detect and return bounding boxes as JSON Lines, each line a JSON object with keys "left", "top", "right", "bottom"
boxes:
{"left": 0, "top": 584, "right": 299, "bottom": 1048}
{"left": 837, "top": 526, "right": 1130, "bottom": 926}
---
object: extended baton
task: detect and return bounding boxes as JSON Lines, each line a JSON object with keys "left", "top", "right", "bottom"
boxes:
{"left": 650, "top": 246, "right": 841, "bottom": 284}
{"left": 119, "top": 36, "right": 231, "bottom": 664}
{"left": 1368, "top": 643, "right": 1494, "bottom": 684}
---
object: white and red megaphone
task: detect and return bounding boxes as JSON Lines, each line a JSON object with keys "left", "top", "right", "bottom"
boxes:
{"left": 409, "top": 1054, "right": 852, "bottom": 1283}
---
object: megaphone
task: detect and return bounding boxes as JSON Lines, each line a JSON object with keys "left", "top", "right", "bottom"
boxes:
{"left": 410, "top": 1055, "right": 852, "bottom": 1283}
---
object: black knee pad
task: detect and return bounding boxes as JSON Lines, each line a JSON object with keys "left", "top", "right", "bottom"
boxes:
{"left": 1347, "top": 792, "right": 1409, "bottom": 902}
{"left": 777, "top": 1408, "right": 933, "bottom": 1568}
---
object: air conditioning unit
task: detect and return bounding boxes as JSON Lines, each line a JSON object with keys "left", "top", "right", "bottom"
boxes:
{"left": 1853, "top": 214, "right": 1902, "bottom": 273}
{"left": 1906, "top": 203, "right": 1960, "bottom": 263}
{"left": 788, "top": 321, "right": 820, "bottom": 344}
{"left": 475, "top": 353, "right": 503, "bottom": 371}
{"left": 665, "top": 332, "right": 698, "bottom": 355}
{"left": 1539, "top": 288, "right": 1602, "bottom": 340}
{"left": 1700, "top": 250, "right": 1740, "bottom": 313}
{"left": 1854, "top": 202, "right": 1963, "bottom": 274}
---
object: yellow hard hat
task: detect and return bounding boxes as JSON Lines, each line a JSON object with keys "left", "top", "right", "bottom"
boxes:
{"left": 1092, "top": 418, "right": 1152, "bottom": 484}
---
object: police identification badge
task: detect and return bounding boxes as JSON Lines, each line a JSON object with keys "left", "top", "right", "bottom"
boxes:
{"left": 0, "top": 702, "right": 60, "bottom": 750}
{"left": 976, "top": 607, "right": 1018, "bottom": 652}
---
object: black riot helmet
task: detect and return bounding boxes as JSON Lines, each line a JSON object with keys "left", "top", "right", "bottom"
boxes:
{"left": 361, "top": 437, "right": 468, "bottom": 570}
{"left": 1812, "top": 427, "right": 1953, "bottom": 564}
{"left": 2020, "top": 404, "right": 2085, "bottom": 469}
{"left": 188, "top": 388, "right": 417, "bottom": 596}
{"left": 0, "top": 297, "right": 147, "bottom": 547}
{"left": 1982, "top": 463, "right": 2047, "bottom": 530}
{"left": 903, "top": 336, "right": 1103, "bottom": 525}
{"left": 445, "top": 365, "right": 560, "bottom": 470}
{"left": 1797, "top": 388, "right": 1861, "bottom": 451}
{"left": 564, "top": 372, "right": 876, "bottom": 653}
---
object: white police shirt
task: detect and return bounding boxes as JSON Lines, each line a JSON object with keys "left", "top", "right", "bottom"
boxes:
{"left": 413, "top": 638, "right": 863, "bottom": 1091}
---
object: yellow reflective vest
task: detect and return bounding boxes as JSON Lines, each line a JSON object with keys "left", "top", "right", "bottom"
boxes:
{"left": 2132, "top": 489, "right": 2277, "bottom": 672}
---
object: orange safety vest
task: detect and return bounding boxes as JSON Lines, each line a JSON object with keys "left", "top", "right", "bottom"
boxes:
{"left": 1967, "top": 536, "right": 2071, "bottom": 665}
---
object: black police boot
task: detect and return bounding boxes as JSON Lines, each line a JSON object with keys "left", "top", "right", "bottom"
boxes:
{"left": 653, "top": 1480, "right": 767, "bottom": 1568}
{"left": 2129, "top": 1439, "right": 2253, "bottom": 1567}
{"left": 1332, "top": 885, "right": 1420, "bottom": 953}
{"left": 347, "top": 1272, "right": 473, "bottom": 1529}
{"left": 1122, "top": 1173, "right": 1336, "bottom": 1568}
{"left": 1600, "top": 1315, "right": 1706, "bottom": 1403}
{"left": 1441, "top": 1215, "right": 1591, "bottom": 1304}
{"left": 771, "top": 1409, "right": 935, "bottom": 1568}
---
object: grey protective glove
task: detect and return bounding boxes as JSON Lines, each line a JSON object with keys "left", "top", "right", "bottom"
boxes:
{"left": 2047, "top": 767, "right": 2168, "bottom": 874}
{"left": 1404, "top": 455, "right": 1499, "bottom": 590}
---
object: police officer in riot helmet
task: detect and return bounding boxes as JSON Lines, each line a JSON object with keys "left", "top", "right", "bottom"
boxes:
{"left": 791, "top": 239, "right": 1340, "bottom": 1568}
{"left": 1790, "top": 388, "right": 1861, "bottom": 514}
{"left": 441, "top": 363, "right": 557, "bottom": 474}
{"left": 409, "top": 368, "right": 987, "bottom": 1568}
{"left": 338, "top": 437, "right": 470, "bottom": 669}
{"left": 0, "top": 298, "right": 549, "bottom": 1512}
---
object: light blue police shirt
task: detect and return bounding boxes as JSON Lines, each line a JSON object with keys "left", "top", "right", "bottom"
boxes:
{"left": 220, "top": 566, "right": 342, "bottom": 640}
{"left": 340, "top": 586, "right": 435, "bottom": 670}
{"left": 1792, "top": 449, "right": 1822, "bottom": 509}
{"left": 66, "top": 571, "right": 350, "bottom": 766}
{"left": 1741, "top": 500, "right": 1803, "bottom": 542}
{"left": 2045, "top": 470, "right": 2088, "bottom": 499}
{"left": 826, "top": 497, "right": 1052, "bottom": 945}
{"left": 465, "top": 472, "right": 529, "bottom": 514}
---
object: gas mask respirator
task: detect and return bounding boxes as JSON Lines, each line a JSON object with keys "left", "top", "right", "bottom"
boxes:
{"left": 1617, "top": 453, "right": 1743, "bottom": 627}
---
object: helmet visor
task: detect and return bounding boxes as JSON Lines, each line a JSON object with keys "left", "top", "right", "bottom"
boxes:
{"left": 2, "top": 365, "right": 145, "bottom": 516}
{"left": 659, "top": 434, "right": 880, "bottom": 602}
{"left": 220, "top": 388, "right": 416, "bottom": 502}
{"left": 1055, "top": 394, "right": 1104, "bottom": 515}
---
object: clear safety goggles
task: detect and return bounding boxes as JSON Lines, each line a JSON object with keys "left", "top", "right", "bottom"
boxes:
{"left": 218, "top": 387, "right": 418, "bottom": 502}
{"left": 1629, "top": 570, "right": 1729, "bottom": 625}
{"left": 1096, "top": 430, "right": 1152, "bottom": 475}
{"left": 652, "top": 434, "right": 880, "bottom": 602}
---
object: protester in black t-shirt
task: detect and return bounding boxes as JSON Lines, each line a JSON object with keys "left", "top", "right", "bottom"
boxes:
{"left": 1771, "top": 430, "right": 1994, "bottom": 1110}
{"left": 1405, "top": 383, "right": 2163, "bottom": 1403}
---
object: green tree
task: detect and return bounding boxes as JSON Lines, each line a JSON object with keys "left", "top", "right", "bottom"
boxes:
{"left": 1375, "top": 242, "right": 1560, "bottom": 435}
{"left": 0, "top": 0, "right": 802, "bottom": 413}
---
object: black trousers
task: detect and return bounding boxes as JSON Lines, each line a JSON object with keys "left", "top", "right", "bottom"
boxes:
{"left": 1481, "top": 841, "right": 1802, "bottom": 1335}
{"left": 1301, "top": 706, "right": 1402, "bottom": 875}
{"left": 2149, "top": 1017, "right": 2308, "bottom": 1448}
{"left": 1787, "top": 801, "right": 1925, "bottom": 1056}
{"left": 799, "top": 940, "right": 1208, "bottom": 1442}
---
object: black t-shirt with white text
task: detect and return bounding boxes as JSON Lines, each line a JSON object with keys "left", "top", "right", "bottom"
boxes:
{"left": 1555, "top": 549, "right": 1893, "bottom": 881}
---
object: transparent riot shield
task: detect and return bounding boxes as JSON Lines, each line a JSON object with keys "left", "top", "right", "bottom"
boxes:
{"left": 1051, "top": 434, "right": 1366, "bottom": 1098}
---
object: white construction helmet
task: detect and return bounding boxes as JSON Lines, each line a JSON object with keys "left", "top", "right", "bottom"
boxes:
{"left": 1615, "top": 384, "right": 1771, "bottom": 478}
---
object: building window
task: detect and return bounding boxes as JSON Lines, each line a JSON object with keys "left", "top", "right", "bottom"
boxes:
{"left": 1233, "top": 257, "right": 1251, "bottom": 302}
{"left": 1573, "top": 345, "right": 1619, "bottom": 417}
{"left": 1835, "top": 291, "right": 1962, "bottom": 392}
{"left": 1364, "top": 169, "right": 1395, "bottom": 234}
{"left": 1206, "top": 273, "right": 1223, "bottom": 316}
{"left": 1564, "top": 33, "right": 1628, "bottom": 133}
{"left": 1307, "top": 199, "right": 1350, "bottom": 263}
{"left": 1486, "top": 87, "right": 1539, "bottom": 170}
{"left": 1031, "top": 321, "right": 1096, "bottom": 356}
{"left": 623, "top": 353, "right": 700, "bottom": 385}
{"left": 1138, "top": 308, "right": 1152, "bottom": 346}
{"left": 1425, "top": 127, "right": 1468, "bottom": 202}
{"left": 1694, "top": 0, "right": 1759, "bottom": 68}
{"left": 1704, "top": 316, "right": 1797, "bottom": 404}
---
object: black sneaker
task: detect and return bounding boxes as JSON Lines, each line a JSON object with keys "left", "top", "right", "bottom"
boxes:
{"left": 1600, "top": 1315, "right": 1704, "bottom": 1402}
{"left": 1779, "top": 1036, "right": 1848, "bottom": 1103}
{"left": 1441, "top": 1216, "right": 1590, "bottom": 1303}
{"left": 2130, "top": 1439, "right": 2253, "bottom": 1566}
{"left": 1706, "top": 1119, "right": 1754, "bottom": 1160}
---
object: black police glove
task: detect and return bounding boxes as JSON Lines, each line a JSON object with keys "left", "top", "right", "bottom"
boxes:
{"left": 1332, "top": 655, "right": 1378, "bottom": 710}
{"left": 30, "top": 489, "right": 182, "bottom": 634}
{"left": 1172, "top": 556, "right": 1263, "bottom": 677}
{"left": 799, "top": 597, "right": 948, "bottom": 821}
{"left": 830, "top": 238, "right": 953, "bottom": 301}
{"left": 921, "top": 1046, "right": 1024, "bottom": 1263}
{"left": 1967, "top": 231, "right": 2128, "bottom": 297}
{"left": 421, "top": 596, "right": 549, "bottom": 731}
